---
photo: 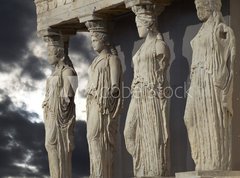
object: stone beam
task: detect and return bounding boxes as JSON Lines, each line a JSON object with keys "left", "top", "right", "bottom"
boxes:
{"left": 34, "top": 0, "right": 171, "bottom": 36}
{"left": 124, "top": 0, "right": 171, "bottom": 8}
{"left": 35, "top": 0, "right": 124, "bottom": 33}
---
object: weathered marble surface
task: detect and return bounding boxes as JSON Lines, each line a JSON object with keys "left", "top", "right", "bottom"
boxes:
{"left": 34, "top": 0, "right": 171, "bottom": 33}
{"left": 42, "top": 33, "right": 78, "bottom": 178}
{"left": 124, "top": 1, "right": 170, "bottom": 177}
{"left": 85, "top": 20, "right": 123, "bottom": 178}
{"left": 35, "top": 0, "right": 123, "bottom": 31}
{"left": 184, "top": 0, "right": 236, "bottom": 171}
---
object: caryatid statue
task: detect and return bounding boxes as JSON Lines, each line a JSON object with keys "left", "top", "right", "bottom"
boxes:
{"left": 85, "top": 20, "right": 123, "bottom": 178}
{"left": 42, "top": 33, "right": 78, "bottom": 178}
{"left": 123, "top": 1, "right": 170, "bottom": 177}
{"left": 184, "top": 0, "right": 236, "bottom": 171}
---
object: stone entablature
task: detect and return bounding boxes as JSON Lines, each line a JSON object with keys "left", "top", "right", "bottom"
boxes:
{"left": 34, "top": 0, "right": 171, "bottom": 34}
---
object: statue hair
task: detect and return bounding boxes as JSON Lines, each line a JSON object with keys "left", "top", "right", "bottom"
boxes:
{"left": 55, "top": 46, "right": 75, "bottom": 69}
{"left": 92, "top": 31, "right": 118, "bottom": 55}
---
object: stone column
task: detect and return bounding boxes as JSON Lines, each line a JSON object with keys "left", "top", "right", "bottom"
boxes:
{"left": 123, "top": 0, "right": 171, "bottom": 177}
{"left": 41, "top": 29, "right": 78, "bottom": 178}
{"left": 177, "top": 0, "right": 240, "bottom": 177}
{"left": 81, "top": 18, "right": 123, "bottom": 178}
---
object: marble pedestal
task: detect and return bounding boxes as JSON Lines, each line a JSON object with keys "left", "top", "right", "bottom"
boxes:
{"left": 176, "top": 171, "right": 240, "bottom": 178}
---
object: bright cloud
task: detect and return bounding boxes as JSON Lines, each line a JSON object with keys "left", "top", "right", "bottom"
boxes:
{"left": 0, "top": 34, "right": 90, "bottom": 123}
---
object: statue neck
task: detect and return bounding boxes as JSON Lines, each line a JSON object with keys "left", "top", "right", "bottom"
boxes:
{"left": 53, "top": 58, "right": 65, "bottom": 71}
{"left": 203, "top": 15, "right": 215, "bottom": 25}
{"left": 146, "top": 30, "right": 158, "bottom": 41}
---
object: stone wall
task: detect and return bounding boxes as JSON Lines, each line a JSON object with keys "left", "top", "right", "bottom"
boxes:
{"left": 230, "top": 0, "right": 240, "bottom": 171}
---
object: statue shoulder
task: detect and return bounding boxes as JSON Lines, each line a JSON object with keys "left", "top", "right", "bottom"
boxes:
{"left": 215, "top": 23, "right": 235, "bottom": 41}
{"left": 62, "top": 67, "right": 77, "bottom": 77}
{"left": 109, "top": 54, "right": 121, "bottom": 65}
{"left": 155, "top": 38, "right": 170, "bottom": 58}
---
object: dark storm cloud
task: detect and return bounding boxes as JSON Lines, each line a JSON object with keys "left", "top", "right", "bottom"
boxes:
{"left": 0, "top": 92, "right": 48, "bottom": 177}
{"left": 0, "top": 91, "right": 89, "bottom": 177}
{"left": 0, "top": 0, "right": 36, "bottom": 65}
{"left": 70, "top": 33, "right": 96, "bottom": 63}
{"left": 20, "top": 55, "right": 49, "bottom": 81}
{"left": 0, "top": 0, "right": 49, "bottom": 82}
{"left": 0, "top": 0, "right": 92, "bottom": 176}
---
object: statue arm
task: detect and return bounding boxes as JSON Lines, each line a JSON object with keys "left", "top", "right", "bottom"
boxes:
{"left": 109, "top": 55, "right": 121, "bottom": 88}
{"left": 216, "top": 24, "right": 236, "bottom": 114}
{"left": 109, "top": 55, "right": 122, "bottom": 118}
{"left": 155, "top": 40, "right": 170, "bottom": 140}
{"left": 156, "top": 40, "right": 170, "bottom": 57}
{"left": 155, "top": 40, "right": 170, "bottom": 90}
{"left": 156, "top": 40, "right": 170, "bottom": 73}
{"left": 58, "top": 69, "right": 77, "bottom": 119}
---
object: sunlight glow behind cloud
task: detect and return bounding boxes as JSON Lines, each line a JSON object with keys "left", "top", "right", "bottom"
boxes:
{"left": 0, "top": 35, "right": 90, "bottom": 123}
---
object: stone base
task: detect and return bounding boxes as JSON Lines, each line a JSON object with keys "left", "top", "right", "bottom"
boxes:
{"left": 176, "top": 171, "right": 240, "bottom": 178}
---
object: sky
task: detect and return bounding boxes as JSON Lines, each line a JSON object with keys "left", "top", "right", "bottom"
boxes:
{"left": 0, "top": 0, "right": 235, "bottom": 177}
{"left": 0, "top": 0, "right": 96, "bottom": 177}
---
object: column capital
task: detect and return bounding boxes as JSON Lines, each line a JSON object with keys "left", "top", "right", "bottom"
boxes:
{"left": 85, "top": 20, "right": 108, "bottom": 32}
{"left": 37, "top": 28, "right": 76, "bottom": 42}
{"left": 84, "top": 17, "right": 115, "bottom": 35}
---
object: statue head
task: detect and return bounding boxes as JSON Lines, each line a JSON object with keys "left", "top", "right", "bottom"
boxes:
{"left": 46, "top": 35, "right": 65, "bottom": 66}
{"left": 195, "top": 0, "right": 222, "bottom": 22}
{"left": 85, "top": 20, "right": 111, "bottom": 53}
{"left": 132, "top": 4, "right": 164, "bottom": 38}
{"left": 90, "top": 31, "right": 110, "bottom": 53}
